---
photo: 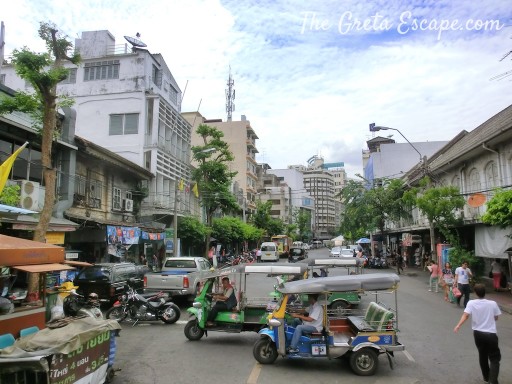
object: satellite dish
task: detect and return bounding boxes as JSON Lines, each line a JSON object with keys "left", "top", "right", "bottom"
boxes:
{"left": 124, "top": 35, "right": 147, "bottom": 48}
{"left": 467, "top": 193, "right": 486, "bottom": 208}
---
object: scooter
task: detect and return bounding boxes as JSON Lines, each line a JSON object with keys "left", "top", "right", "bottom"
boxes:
{"left": 104, "top": 278, "right": 180, "bottom": 326}
{"left": 63, "top": 290, "right": 103, "bottom": 319}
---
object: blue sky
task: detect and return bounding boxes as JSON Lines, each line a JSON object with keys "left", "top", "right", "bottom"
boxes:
{"left": 2, "top": 0, "right": 512, "bottom": 178}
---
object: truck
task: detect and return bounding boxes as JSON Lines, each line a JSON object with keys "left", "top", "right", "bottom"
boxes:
{"left": 143, "top": 257, "right": 214, "bottom": 301}
{"left": 271, "top": 235, "right": 292, "bottom": 258}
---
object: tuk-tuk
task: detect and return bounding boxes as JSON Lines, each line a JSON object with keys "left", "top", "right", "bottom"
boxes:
{"left": 0, "top": 317, "right": 121, "bottom": 383}
{"left": 307, "top": 258, "right": 360, "bottom": 311}
{"left": 253, "top": 273, "right": 405, "bottom": 376}
{"left": 184, "top": 263, "right": 308, "bottom": 341}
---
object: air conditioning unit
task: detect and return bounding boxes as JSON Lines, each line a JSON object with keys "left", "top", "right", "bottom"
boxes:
{"left": 124, "top": 198, "right": 134, "bottom": 212}
{"left": 18, "top": 180, "right": 40, "bottom": 211}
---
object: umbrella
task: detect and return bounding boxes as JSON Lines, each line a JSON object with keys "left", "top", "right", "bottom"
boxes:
{"left": 356, "top": 238, "right": 371, "bottom": 244}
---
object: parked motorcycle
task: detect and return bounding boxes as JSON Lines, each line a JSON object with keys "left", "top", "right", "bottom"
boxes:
{"left": 104, "top": 278, "right": 180, "bottom": 326}
{"left": 63, "top": 290, "right": 103, "bottom": 319}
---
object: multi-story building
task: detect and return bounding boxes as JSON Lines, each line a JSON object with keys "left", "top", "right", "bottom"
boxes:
{"left": 183, "top": 112, "right": 259, "bottom": 217}
{"left": 1, "top": 30, "right": 197, "bottom": 233}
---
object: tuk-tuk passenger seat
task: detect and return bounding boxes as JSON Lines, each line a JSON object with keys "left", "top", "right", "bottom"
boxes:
{"left": 348, "top": 302, "right": 394, "bottom": 332}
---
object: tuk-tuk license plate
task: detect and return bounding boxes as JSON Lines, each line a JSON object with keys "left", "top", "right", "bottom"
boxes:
{"left": 311, "top": 344, "right": 327, "bottom": 356}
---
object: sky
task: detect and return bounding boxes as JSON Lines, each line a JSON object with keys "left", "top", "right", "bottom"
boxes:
{"left": 2, "top": 0, "right": 512, "bottom": 178}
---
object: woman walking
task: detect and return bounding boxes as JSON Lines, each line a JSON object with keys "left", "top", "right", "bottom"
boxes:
{"left": 490, "top": 259, "right": 502, "bottom": 291}
{"left": 441, "top": 262, "right": 454, "bottom": 301}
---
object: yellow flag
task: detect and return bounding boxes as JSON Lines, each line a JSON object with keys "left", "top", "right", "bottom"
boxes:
{"left": 178, "top": 179, "right": 184, "bottom": 191}
{"left": 192, "top": 183, "right": 199, "bottom": 198}
{"left": 0, "top": 142, "right": 28, "bottom": 195}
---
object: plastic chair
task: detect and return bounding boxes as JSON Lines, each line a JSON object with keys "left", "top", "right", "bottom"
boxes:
{"left": 19, "top": 326, "right": 39, "bottom": 338}
{"left": 0, "top": 333, "right": 15, "bottom": 349}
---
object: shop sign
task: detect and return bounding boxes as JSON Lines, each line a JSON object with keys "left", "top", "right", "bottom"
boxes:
{"left": 46, "top": 232, "right": 65, "bottom": 245}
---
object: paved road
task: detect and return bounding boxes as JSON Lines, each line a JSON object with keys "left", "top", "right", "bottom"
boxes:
{"left": 111, "top": 249, "right": 512, "bottom": 384}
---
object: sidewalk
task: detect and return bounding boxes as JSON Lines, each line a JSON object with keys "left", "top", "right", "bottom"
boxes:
{"left": 403, "top": 267, "right": 512, "bottom": 315}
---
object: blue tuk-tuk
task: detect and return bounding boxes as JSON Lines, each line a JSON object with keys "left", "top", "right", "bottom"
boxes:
{"left": 253, "top": 273, "right": 405, "bottom": 376}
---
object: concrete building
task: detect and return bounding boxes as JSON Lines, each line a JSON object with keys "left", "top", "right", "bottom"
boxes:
{"left": 1, "top": 30, "right": 198, "bottom": 231}
{"left": 182, "top": 112, "right": 259, "bottom": 217}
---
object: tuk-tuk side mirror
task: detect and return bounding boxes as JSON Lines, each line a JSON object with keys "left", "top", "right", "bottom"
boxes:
{"left": 192, "top": 301, "right": 202, "bottom": 308}
{"left": 268, "top": 319, "right": 281, "bottom": 327}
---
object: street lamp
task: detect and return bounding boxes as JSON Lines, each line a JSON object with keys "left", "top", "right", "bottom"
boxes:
{"left": 369, "top": 123, "right": 424, "bottom": 162}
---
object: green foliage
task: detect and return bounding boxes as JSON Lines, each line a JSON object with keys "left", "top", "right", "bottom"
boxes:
{"left": 191, "top": 124, "right": 238, "bottom": 222}
{"left": 407, "top": 178, "right": 465, "bottom": 225}
{"left": 0, "top": 184, "right": 21, "bottom": 206}
{"left": 266, "top": 218, "right": 285, "bottom": 237}
{"left": 211, "top": 216, "right": 245, "bottom": 245}
{"left": 294, "top": 209, "right": 312, "bottom": 242}
{"left": 252, "top": 200, "right": 272, "bottom": 230}
{"left": 339, "top": 178, "right": 410, "bottom": 240}
{"left": 481, "top": 189, "right": 512, "bottom": 230}
{"left": 177, "top": 216, "right": 208, "bottom": 254}
{"left": 285, "top": 223, "right": 298, "bottom": 240}
{"left": 242, "top": 222, "right": 265, "bottom": 244}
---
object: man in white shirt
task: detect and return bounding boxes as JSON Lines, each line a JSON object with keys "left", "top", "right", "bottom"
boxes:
{"left": 454, "top": 284, "right": 501, "bottom": 384}
{"left": 288, "top": 294, "right": 324, "bottom": 353}
{"left": 454, "top": 260, "right": 473, "bottom": 308}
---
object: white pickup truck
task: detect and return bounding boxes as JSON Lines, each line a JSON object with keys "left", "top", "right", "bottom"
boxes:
{"left": 143, "top": 257, "right": 214, "bottom": 301}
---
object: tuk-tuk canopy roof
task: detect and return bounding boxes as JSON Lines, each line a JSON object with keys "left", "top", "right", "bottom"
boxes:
{"left": 216, "top": 262, "right": 308, "bottom": 277}
{"left": 278, "top": 273, "right": 400, "bottom": 294}
{"left": 306, "top": 258, "right": 357, "bottom": 267}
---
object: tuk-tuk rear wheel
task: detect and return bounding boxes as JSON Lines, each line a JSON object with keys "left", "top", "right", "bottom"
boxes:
{"left": 349, "top": 348, "right": 379, "bottom": 376}
{"left": 184, "top": 319, "right": 204, "bottom": 341}
{"left": 253, "top": 338, "right": 278, "bottom": 364}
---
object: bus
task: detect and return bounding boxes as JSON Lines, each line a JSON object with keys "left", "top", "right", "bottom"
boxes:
{"left": 271, "top": 235, "right": 292, "bottom": 258}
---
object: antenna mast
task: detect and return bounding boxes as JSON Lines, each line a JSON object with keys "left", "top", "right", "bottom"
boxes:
{"left": 225, "top": 67, "right": 235, "bottom": 121}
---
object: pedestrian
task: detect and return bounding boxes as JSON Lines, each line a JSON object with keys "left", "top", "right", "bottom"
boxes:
{"left": 427, "top": 260, "right": 440, "bottom": 292}
{"left": 454, "top": 260, "right": 473, "bottom": 308}
{"left": 454, "top": 283, "right": 501, "bottom": 384}
{"left": 441, "top": 262, "right": 454, "bottom": 302}
{"left": 490, "top": 259, "right": 502, "bottom": 291}
{"left": 256, "top": 248, "right": 262, "bottom": 263}
{"left": 396, "top": 252, "right": 404, "bottom": 275}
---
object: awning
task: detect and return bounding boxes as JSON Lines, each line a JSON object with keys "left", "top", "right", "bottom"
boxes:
{"left": 0, "top": 204, "right": 36, "bottom": 216}
{"left": 0, "top": 215, "right": 79, "bottom": 232}
{"left": 63, "top": 260, "right": 93, "bottom": 267}
{"left": 12, "top": 263, "right": 75, "bottom": 273}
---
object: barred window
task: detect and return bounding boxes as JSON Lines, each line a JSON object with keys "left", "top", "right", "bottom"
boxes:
{"left": 84, "top": 60, "right": 120, "bottom": 81}
{"left": 113, "top": 187, "right": 122, "bottom": 210}
{"left": 109, "top": 113, "right": 139, "bottom": 135}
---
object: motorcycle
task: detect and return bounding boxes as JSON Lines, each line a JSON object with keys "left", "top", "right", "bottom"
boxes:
{"left": 104, "top": 278, "right": 180, "bottom": 326}
{"left": 63, "top": 290, "right": 103, "bottom": 319}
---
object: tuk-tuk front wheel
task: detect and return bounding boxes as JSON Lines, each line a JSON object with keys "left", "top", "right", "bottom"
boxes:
{"left": 349, "top": 348, "right": 379, "bottom": 376}
{"left": 184, "top": 319, "right": 204, "bottom": 341}
{"left": 253, "top": 338, "right": 278, "bottom": 364}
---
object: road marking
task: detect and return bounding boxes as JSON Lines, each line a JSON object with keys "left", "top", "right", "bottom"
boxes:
{"left": 247, "top": 363, "right": 261, "bottom": 384}
{"left": 176, "top": 320, "right": 188, "bottom": 325}
{"left": 403, "top": 350, "right": 415, "bottom": 362}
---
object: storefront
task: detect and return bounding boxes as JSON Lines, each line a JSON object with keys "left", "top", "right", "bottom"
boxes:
{"left": 0, "top": 235, "right": 77, "bottom": 337}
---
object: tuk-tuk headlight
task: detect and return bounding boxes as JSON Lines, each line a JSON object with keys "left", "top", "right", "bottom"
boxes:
{"left": 192, "top": 301, "right": 202, "bottom": 308}
{"left": 268, "top": 319, "right": 281, "bottom": 327}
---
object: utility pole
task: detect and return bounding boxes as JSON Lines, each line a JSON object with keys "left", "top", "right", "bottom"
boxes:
{"left": 173, "top": 181, "right": 179, "bottom": 257}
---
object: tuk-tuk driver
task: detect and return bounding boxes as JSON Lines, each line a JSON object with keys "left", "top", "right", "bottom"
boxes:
{"left": 288, "top": 294, "right": 324, "bottom": 353}
{"left": 206, "top": 277, "right": 237, "bottom": 326}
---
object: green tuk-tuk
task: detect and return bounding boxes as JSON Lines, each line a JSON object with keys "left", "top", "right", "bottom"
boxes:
{"left": 184, "top": 263, "right": 308, "bottom": 341}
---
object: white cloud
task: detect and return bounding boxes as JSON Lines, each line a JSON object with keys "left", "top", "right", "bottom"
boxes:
{"left": 2, "top": 0, "right": 511, "bottom": 179}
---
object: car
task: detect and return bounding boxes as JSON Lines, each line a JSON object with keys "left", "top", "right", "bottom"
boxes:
{"left": 73, "top": 262, "right": 144, "bottom": 307}
{"left": 288, "top": 247, "right": 307, "bottom": 263}
{"left": 329, "top": 246, "right": 342, "bottom": 257}
{"left": 340, "top": 249, "right": 355, "bottom": 258}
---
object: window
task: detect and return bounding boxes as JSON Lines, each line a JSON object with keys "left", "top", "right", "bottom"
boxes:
{"left": 113, "top": 187, "right": 122, "bottom": 210}
{"left": 468, "top": 168, "right": 481, "bottom": 193}
{"left": 169, "top": 85, "right": 178, "bottom": 105}
{"left": 152, "top": 65, "right": 162, "bottom": 88}
{"left": 485, "top": 161, "right": 498, "bottom": 189}
{"left": 109, "top": 113, "right": 139, "bottom": 135}
{"left": 60, "top": 68, "right": 77, "bottom": 84}
{"left": 84, "top": 60, "right": 120, "bottom": 81}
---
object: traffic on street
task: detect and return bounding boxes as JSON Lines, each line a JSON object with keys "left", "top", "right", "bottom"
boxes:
{"left": 111, "top": 247, "right": 512, "bottom": 384}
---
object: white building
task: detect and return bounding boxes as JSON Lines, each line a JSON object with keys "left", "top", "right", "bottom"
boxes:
{"left": 1, "top": 30, "right": 198, "bottom": 228}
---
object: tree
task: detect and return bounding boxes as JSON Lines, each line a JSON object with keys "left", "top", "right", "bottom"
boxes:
{"left": 191, "top": 124, "right": 238, "bottom": 256}
{"left": 481, "top": 189, "right": 512, "bottom": 230}
{"left": 0, "top": 22, "right": 80, "bottom": 242}
{"left": 293, "top": 209, "right": 312, "bottom": 242}
{"left": 404, "top": 177, "right": 465, "bottom": 260}
{"left": 338, "top": 178, "right": 410, "bottom": 245}
{"left": 0, "top": 184, "right": 21, "bottom": 206}
{"left": 252, "top": 200, "right": 272, "bottom": 232}
{"left": 177, "top": 216, "right": 207, "bottom": 256}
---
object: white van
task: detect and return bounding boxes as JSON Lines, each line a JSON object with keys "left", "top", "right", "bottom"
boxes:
{"left": 260, "top": 242, "right": 279, "bottom": 262}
